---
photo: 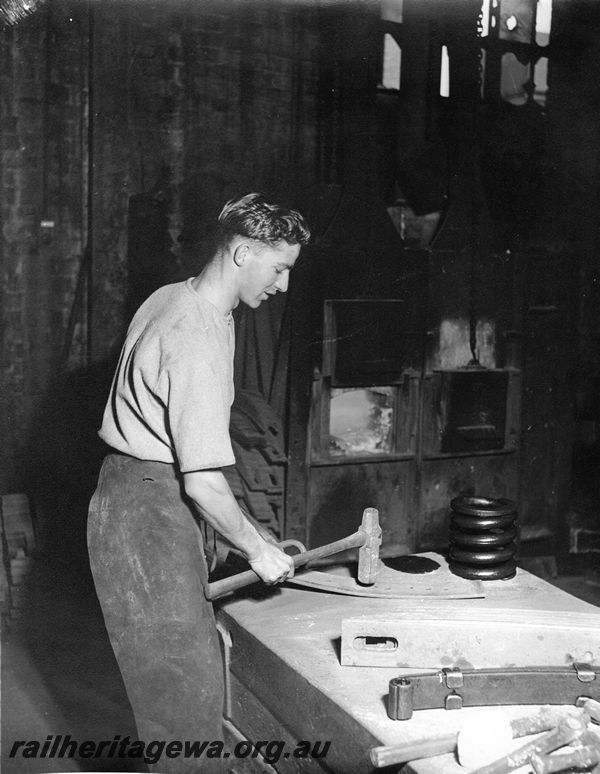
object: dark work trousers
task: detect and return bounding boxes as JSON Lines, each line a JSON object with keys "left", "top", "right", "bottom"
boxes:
{"left": 87, "top": 453, "right": 226, "bottom": 774}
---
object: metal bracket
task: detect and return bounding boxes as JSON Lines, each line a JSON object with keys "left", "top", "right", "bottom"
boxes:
{"left": 445, "top": 692, "right": 463, "bottom": 710}
{"left": 574, "top": 663, "right": 596, "bottom": 683}
{"left": 443, "top": 668, "right": 464, "bottom": 688}
{"left": 441, "top": 669, "right": 464, "bottom": 710}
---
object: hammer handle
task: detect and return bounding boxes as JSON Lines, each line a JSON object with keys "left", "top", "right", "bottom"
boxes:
{"left": 205, "top": 529, "right": 366, "bottom": 600}
{"left": 370, "top": 734, "right": 457, "bottom": 768}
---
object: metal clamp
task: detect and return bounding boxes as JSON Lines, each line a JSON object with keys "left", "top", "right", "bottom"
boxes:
{"left": 574, "top": 663, "right": 596, "bottom": 683}
{"left": 445, "top": 692, "right": 463, "bottom": 710}
{"left": 443, "top": 668, "right": 464, "bottom": 688}
{"left": 441, "top": 669, "right": 464, "bottom": 709}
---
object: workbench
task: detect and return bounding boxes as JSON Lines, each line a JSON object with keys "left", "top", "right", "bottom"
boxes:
{"left": 216, "top": 560, "right": 600, "bottom": 774}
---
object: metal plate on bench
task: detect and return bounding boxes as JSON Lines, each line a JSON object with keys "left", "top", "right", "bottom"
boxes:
{"left": 286, "top": 553, "right": 485, "bottom": 599}
{"left": 340, "top": 606, "right": 600, "bottom": 668}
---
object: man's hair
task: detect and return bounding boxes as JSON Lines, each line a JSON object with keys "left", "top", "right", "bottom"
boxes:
{"left": 216, "top": 192, "right": 310, "bottom": 248}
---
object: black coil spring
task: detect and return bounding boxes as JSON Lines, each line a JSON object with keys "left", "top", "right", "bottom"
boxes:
{"left": 448, "top": 496, "right": 518, "bottom": 580}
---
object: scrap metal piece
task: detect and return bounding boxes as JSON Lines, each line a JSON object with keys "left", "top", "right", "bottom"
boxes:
{"left": 470, "top": 714, "right": 589, "bottom": 774}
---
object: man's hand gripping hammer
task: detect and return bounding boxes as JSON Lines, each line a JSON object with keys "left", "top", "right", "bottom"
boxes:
{"left": 205, "top": 507, "right": 382, "bottom": 600}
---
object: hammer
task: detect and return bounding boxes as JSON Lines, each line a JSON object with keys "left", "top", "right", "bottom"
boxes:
{"left": 369, "top": 707, "right": 588, "bottom": 769}
{"left": 205, "top": 507, "right": 381, "bottom": 601}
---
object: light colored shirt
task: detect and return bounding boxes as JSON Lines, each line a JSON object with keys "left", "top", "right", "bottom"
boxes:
{"left": 99, "top": 278, "right": 236, "bottom": 471}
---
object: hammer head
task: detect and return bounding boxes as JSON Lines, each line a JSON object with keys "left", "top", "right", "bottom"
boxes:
{"left": 357, "top": 507, "right": 382, "bottom": 585}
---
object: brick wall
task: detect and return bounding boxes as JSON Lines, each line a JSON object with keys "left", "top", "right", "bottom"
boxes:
{"left": 1, "top": 6, "right": 87, "bottom": 497}
{"left": 90, "top": 0, "right": 320, "bottom": 363}
{"left": 0, "top": 0, "right": 321, "bottom": 524}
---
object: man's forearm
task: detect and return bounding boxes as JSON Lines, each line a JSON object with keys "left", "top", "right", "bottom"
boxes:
{"left": 183, "top": 468, "right": 265, "bottom": 560}
{"left": 183, "top": 468, "right": 295, "bottom": 585}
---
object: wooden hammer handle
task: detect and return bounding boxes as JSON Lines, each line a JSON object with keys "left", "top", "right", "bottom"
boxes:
{"left": 205, "top": 529, "right": 367, "bottom": 600}
{"left": 370, "top": 734, "right": 458, "bottom": 768}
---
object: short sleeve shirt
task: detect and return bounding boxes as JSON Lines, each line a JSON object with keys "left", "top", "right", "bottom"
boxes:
{"left": 99, "top": 279, "right": 235, "bottom": 471}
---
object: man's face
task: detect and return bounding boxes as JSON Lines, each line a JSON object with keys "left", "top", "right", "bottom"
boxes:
{"left": 239, "top": 241, "right": 301, "bottom": 309}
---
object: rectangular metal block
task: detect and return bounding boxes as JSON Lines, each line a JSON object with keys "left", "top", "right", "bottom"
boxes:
{"left": 340, "top": 606, "right": 600, "bottom": 668}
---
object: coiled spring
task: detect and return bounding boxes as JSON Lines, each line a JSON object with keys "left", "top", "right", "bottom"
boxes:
{"left": 448, "top": 496, "right": 518, "bottom": 580}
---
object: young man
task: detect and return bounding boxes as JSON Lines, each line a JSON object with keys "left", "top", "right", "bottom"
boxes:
{"left": 87, "top": 193, "right": 310, "bottom": 772}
